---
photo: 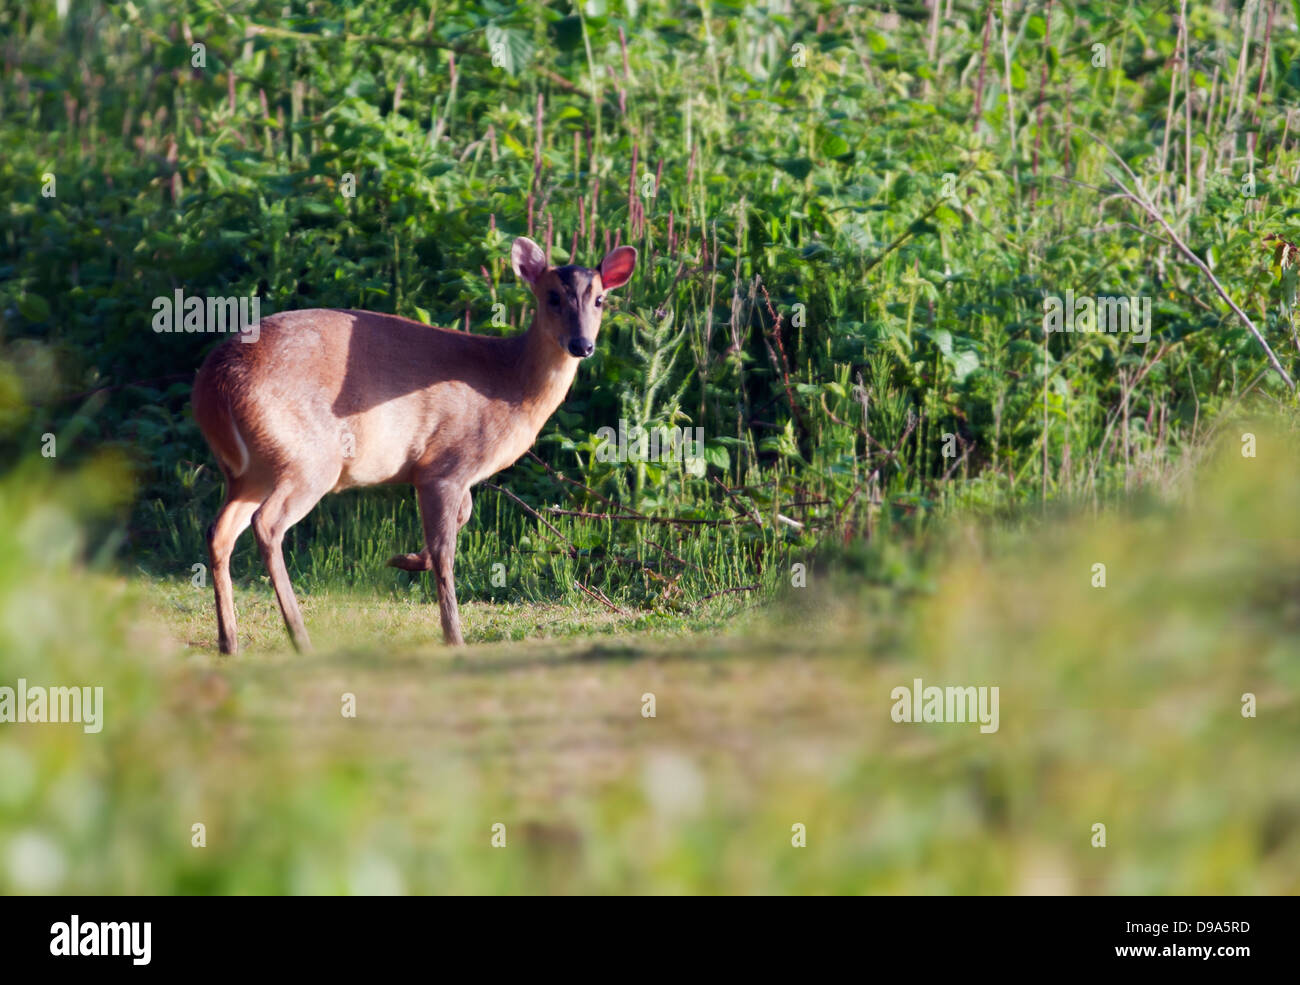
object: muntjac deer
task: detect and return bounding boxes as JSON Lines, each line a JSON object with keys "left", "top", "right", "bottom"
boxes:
{"left": 192, "top": 237, "right": 637, "bottom": 653}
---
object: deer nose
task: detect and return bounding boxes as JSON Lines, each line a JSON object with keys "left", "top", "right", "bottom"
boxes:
{"left": 568, "top": 338, "right": 594, "bottom": 358}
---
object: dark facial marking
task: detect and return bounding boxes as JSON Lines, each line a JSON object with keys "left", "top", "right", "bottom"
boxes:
{"left": 553, "top": 266, "right": 597, "bottom": 303}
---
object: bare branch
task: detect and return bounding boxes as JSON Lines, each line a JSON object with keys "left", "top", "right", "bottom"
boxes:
{"left": 1084, "top": 130, "right": 1294, "bottom": 391}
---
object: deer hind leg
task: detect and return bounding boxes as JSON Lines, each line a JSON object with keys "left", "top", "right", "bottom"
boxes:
{"left": 414, "top": 483, "right": 469, "bottom": 646}
{"left": 251, "top": 473, "right": 332, "bottom": 653}
{"left": 387, "top": 550, "right": 432, "bottom": 571}
{"left": 207, "top": 488, "right": 261, "bottom": 655}
{"left": 387, "top": 490, "right": 472, "bottom": 571}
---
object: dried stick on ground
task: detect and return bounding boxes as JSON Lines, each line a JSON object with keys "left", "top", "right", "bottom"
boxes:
{"left": 698, "top": 584, "right": 759, "bottom": 603}
{"left": 575, "top": 580, "right": 628, "bottom": 615}
{"left": 482, "top": 482, "right": 578, "bottom": 556}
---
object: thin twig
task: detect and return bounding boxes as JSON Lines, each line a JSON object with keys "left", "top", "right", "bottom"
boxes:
{"left": 645, "top": 538, "right": 694, "bottom": 569}
{"left": 711, "top": 474, "right": 763, "bottom": 526}
{"left": 524, "top": 449, "right": 645, "bottom": 516}
{"left": 481, "top": 482, "right": 577, "bottom": 555}
{"left": 546, "top": 507, "right": 751, "bottom": 527}
{"left": 699, "top": 584, "right": 760, "bottom": 603}
{"left": 575, "top": 580, "right": 629, "bottom": 615}
{"left": 1085, "top": 129, "right": 1295, "bottom": 391}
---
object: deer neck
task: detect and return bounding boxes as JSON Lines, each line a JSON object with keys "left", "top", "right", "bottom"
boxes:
{"left": 514, "top": 315, "right": 580, "bottom": 430}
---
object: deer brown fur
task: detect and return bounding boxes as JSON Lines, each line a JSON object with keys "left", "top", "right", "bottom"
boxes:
{"left": 191, "top": 236, "right": 637, "bottom": 653}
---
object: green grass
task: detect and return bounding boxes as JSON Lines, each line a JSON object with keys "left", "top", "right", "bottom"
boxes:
{"left": 3, "top": 419, "right": 1298, "bottom": 894}
{"left": 151, "top": 575, "right": 758, "bottom": 650}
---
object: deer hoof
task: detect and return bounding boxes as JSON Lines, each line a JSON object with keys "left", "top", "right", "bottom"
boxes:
{"left": 387, "top": 552, "right": 433, "bottom": 571}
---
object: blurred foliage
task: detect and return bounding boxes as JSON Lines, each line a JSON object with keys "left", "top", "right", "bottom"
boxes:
{"left": 1, "top": 417, "right": 1297, "bottom": 893}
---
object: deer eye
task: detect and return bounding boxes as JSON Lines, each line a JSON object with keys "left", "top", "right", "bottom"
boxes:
{"left": 594, "top": 295, "right": 604, "bottom": 308}
{"left": 548, "top": 291, "right": 561, "bottom": 307}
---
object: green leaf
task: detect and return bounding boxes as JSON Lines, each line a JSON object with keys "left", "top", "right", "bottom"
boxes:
{"left": 17, "top": 294, "right": 51, "bottom": 322}
{"left": 950, "top": 349, "right": 980, "bottom": 383}
{"left": 816, "top": 128, "right": 851, "bottom": 160}
{"left": 551, "top": 16, "right": 583, "bottom": 52}
{"left": 775, "top": 157, "right": 813, "bottom": 179}
{"left": 920, "top": 328, "right": 954, "bottom": 355}
{"left": 485, "top": 25, "right": 534, "bottom": 77}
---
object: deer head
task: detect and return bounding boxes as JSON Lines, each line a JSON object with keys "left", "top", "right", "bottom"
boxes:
{"left": 511, "top": 236, "right": 637, "bottom": 359}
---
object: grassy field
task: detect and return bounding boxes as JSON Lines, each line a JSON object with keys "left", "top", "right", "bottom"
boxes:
{"left": 3, "top": 423, "right": 1298, "bottom": 894}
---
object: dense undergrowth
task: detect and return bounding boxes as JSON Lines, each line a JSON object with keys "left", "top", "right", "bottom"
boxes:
{"left": 2, "top": 0, "right": 1299, "bottom": 612}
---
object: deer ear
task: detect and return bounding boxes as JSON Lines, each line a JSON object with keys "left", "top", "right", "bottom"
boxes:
{"left": 598, "top": 246, "right": 637, "bottom": 291}
{"left": 512, "top": 237, "right": 548, "bottom": 285}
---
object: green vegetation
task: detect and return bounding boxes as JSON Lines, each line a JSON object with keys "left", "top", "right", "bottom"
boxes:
{"left": 5, "top": 0, "right": 1299, "bottom": 603}
{"left": 3, "top": 424, "right": 1298, "bottom": 893}
{"left": 1, "top": 0, "right": 1298, "bottom": 894}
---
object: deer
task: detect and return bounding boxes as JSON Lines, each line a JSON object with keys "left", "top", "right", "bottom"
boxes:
{"left": 191, "top": 236, "right": 637, "bottom": 654}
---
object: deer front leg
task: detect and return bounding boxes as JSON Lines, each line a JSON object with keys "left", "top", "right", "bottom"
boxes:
{"left": 415, "top": 482, "right": 469, "bottom": 645}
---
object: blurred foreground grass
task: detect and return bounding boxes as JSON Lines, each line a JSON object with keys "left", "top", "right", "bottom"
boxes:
{"left": 1, "top": 423, "right": 1298, "bottom": 894}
